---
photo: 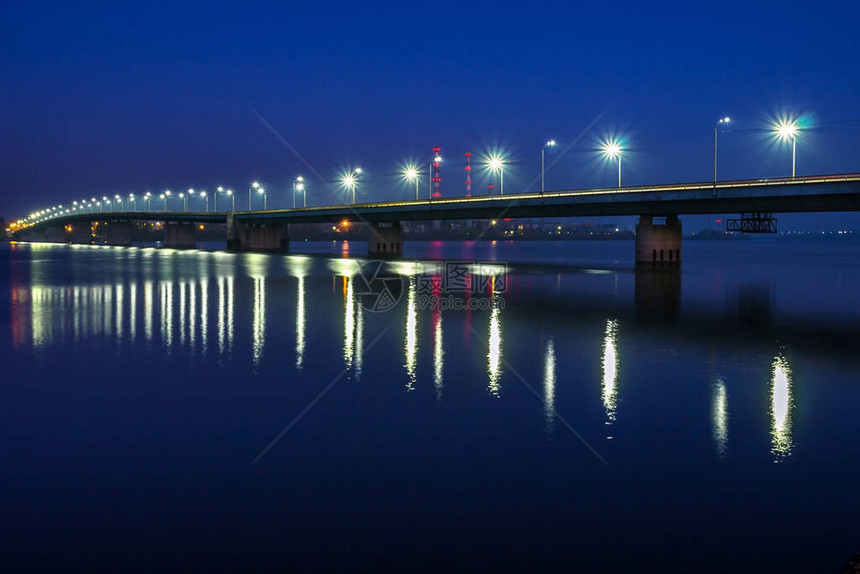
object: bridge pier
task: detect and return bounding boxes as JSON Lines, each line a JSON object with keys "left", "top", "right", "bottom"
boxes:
{"left": 69, "top": 222, "right": 93, "bottom": 245}
{"left": 164, "top": 222, "right": 197, "bottom": 249}
{"left": 227, "top": 216, "right": 289, "bottom": 252}
{"left": 105, "top": 221, "right": 133, "bottom": 246}
{"left": 367, "top": 222, "right": 403, "bottom": 257}
{"left": 635, "top": 215, "right": 682, "bottom": 266}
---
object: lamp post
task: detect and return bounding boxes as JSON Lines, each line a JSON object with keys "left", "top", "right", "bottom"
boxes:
{"left": 601, "top": 140, "right": 623, "bottom": 187}
{"left": 200, "top": 191, "right": 208, "bottom": 212}
{"left": 541, "top": 139, "right": 556, "bottom": 192}
{"left": 250, "top": 181, "right": 260, "bottom": 210}
{"left": 258, "top": 187, "right": 267, "bottom": 210}
{"left": 129, "top": 193, "right": 136, "bottom": 211}
{"left": 403, "top": 166, "right": 419, "bottom": 200}
{"left": 713, "top": 117, "right": 730, "bottom": 183}
{"left": 227, "top": 189, "right": 234, "bottom": 211}
{"left": 216, "top": 186, "right": 224, "bottom": 211}
{"left": 775, "top": 120, "right": 799, "bottom": 178}
{"left": 341, "top": 168, "right": 361, "bottom": 204}
{"left": 115, "top": 194, "right": 123, "bottom": 211}
{"left": 293, "top": 176, "right": 305, "bottom": 208}
{"left": 164, "top": 190, "right": 171, "bottom": 211}
{"left": 144, "top": 192, "right": 152, "bottom": 211}
{"left": 486, "top": 155, "right": 505, "bottom": 195}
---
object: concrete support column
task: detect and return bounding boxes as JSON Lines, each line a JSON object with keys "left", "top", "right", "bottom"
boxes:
{"left": 367, "top": 222, "right": 403, "bottom": 257}
{"left": 105, "top": 221, "right": 133, "bottom": 246}
{"left": 635, "top": 215, "right": 682, "bottom": 266}
{"left": 227, "top": 218, "right": 289, "bottom": 252}
{"left": 164, "top": 222, "right": 197, "bottom": 249}
{"left": 69, "top": 222, "right": 93, "bottom": 245}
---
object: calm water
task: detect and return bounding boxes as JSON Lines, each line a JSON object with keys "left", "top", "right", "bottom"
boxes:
{"left": 1, "top": 239, "right": 859, "bottom": 572}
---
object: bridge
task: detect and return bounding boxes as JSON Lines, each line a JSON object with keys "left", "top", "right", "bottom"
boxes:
{"left": 10, "top": 174, "right": 860, "bottom": 264}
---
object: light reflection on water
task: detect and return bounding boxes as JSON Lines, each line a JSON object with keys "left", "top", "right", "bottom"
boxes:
{"left": 712, "top": 378, "right": 729, "bottom": 457}
{"left": 543, "top": 337, "right": 556, "bottom": 433}
{"left": 601, "top": 319, "right": 619, "bottom": 438}
{"left": 5, "top": 243, "right": 838, "bottom": 465}
{"left": 771, "top": 354, "right": 794, "bottom": 461}
{"left": 404, "top": 277, "right": 418, "bottom": 391}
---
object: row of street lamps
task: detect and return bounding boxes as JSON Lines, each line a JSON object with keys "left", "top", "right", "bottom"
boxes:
{"left": 20, "top": 117, "right": 806, "bottom": 224}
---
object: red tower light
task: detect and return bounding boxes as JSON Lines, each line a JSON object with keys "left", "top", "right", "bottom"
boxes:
{"left": 432, "top": 147, "right": 442, "bottom": 198}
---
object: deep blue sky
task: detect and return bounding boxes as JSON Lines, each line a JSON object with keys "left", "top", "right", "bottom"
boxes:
{"left": 2, "top": 0, "right": 859, "bottom": 229}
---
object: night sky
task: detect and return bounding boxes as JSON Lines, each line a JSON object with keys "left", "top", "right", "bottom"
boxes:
{"left": 3, "top": 0, "right": 859, "bottom": 229}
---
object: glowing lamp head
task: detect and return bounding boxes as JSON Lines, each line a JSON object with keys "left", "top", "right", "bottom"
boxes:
{"left": 217, "top": 186, "right": 224, "bottom": 192}
{"left": 296, "top": 176, "right": 304, "bottom": 182}
{"left": 226, "top": 189, "right": 233, "bottom": 195}
{"left": 354, "top": 168, "right": 362, "bottom": 174}
{"left": 776, "top": 120, "right": 799, "bottom": 141}
{"left": 487, "top": 154, "right": 505, "bottom": 172}
{"left": 546, "top": 139, "right": 557, "bottom": 147}
{"left": 403, "top": 166, "right": 419, "bottom": 181}
{"left": 257, "top": 188, "right": 265, "bottom": 194}
{"left": 601, "top": 140, "right": 622, "bottom": 159}
{"left": 341, "top": 174, "right": 357, "bottom": 189}
{"left": 296, "top": 183, "right": 305, "bottom": 191}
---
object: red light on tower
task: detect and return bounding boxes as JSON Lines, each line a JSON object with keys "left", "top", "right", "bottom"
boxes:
{"left": 488, "top": 183, "right": 495, "bottom": 195}
{"left": 465, "top": 152, "right": 472, "bottom": 198}
{"left": 432, "top": 147, "right": 442, "bottom": 198}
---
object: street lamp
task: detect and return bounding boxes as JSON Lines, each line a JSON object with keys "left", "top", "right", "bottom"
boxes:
{"left": 115, "top": 194, "right": 124, "bottom": 211}
{"left": 403, "top": 165, "right": 419, "bottom": 200}
{"left": 486, "top": 154, "right": 505, "bottom": 195}
{"left": 250, "top": 181, "right": 260, "bottom": 210}
{"left": 226, "top": 189, "right": 234, "bottom": 211}
{"left": 129, "top": 193, "right": 136, "bottom": 211}
{"left": 600, "top": 139, "right": 623, "bottom": 188}
{"left": 179, "top": 192, "right": 187, "bottom": 212}
{"left": 199, "top": 191, "right": 208, "bottom": 212}
{"left": 340, "top": 168, "right": 361, "bottom": 204}
{"left": 144, "top": 192, "right": 152, "bottom": 211}
{"left": 293, "top": 176, "right": 305, "bottom": 208}
{"left": 714, "top": 117, "right": 730, "bottom": 183}
{"left": 164, "top": 190, "right": 172, "bottom": 211}
{"left": 258, "top": 187, "right": 267, "bottom": 210}
{"left": 775, "top": 119, "right": 800, "bottom": 178}
{"left": 541, "top": 139, "right": 556, "bottom": 192}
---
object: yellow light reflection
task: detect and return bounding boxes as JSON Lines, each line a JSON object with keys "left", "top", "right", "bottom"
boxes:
{"left": 544, "top": 338, "right": 556, "bottom": 433}
{"left": 487, "top": 296, "right": 503, "bottom": 398}
{"left": 115, "top": 283, "right": 123, "bottom": 340}
{"left": 179, "top": 282, "right": 187, "bottom": 346}
{"left": 227, "top": 276, "right": 234, "bottom": 353}
{"left": 189, "top": 280, "right": 197, "bottom": 350}
{"left": 200, "top": 277, "right": 208, "bottom": 355}
{"left": 296, "top": 275, "right": 306, "bottom": 369}
{"left": 601, "top": 319, "right": 619, "bottom": 438}
{"left": 217, "top": 277, "right": 226, "bottom": 354}
{"left": 344, "top": 275, "right": 355, "bottom": 369}
{"left": 252, "top": 276, "right": 265, "bottom": 368}
{"left": 712, "top": 378, "right": 729, "bottom": 457}
{"left": 129, "top": 283, "right": 137, "bottom": 341}
{"left": 144, "top": 280, "right": 153, "bottom": 342}
{"left": 770, "top": 354, "right": 794, "bottom": 461}
{"left": 355, "top": 302, "right": 364, "bottom": 379}
{"left": 404, "top": 277, "right": 417, "bottom": 391}
{"left": 433, "top": 309, "right": 443, "bottom": 401}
